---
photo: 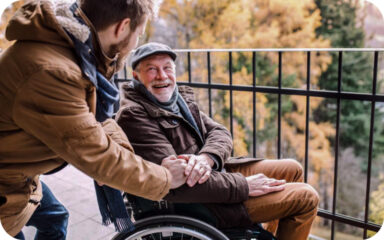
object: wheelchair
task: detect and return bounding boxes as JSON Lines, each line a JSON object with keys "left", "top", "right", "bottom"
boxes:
{"left": 111, "top": 194, "right": 276, "bottom": 240}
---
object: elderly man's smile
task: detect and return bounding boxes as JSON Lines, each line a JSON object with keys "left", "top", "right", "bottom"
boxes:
{"left": 152, "top": 83, "right": 171, "bottom": 89}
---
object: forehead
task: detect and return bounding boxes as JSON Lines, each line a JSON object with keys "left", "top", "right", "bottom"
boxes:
{"left": 140, "top": 54, "right": 174, "bottom": 66}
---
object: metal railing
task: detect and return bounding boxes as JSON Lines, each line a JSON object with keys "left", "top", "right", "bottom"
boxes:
{"left": 118, "top": 48, "right": 384, "bottom": 239}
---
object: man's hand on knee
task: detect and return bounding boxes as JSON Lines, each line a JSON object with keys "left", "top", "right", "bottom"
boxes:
{"left": 179, "top": 154, "right": 213, "bottom": 187}
{"left": 246, "top": 174, "right": 286, "bottom": 197}
{"left": 161, "top": 155, "right": 188, "bottom": 189}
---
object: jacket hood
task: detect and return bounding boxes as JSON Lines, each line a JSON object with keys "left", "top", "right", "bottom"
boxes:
{"left": 6, "top": 0, "right": 124, "bottom": 78}
{"left": 6, "top": 0, "right": 89, "bottom": 48}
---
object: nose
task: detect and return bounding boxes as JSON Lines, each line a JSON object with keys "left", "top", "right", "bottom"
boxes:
{"left": 156, "top": 69, "right": 168, "bottom": 80}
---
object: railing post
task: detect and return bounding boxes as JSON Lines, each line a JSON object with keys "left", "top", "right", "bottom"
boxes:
{"left": 188, "top": 52, "right": 192, "bottom": 83}
{"left": 277, "top": 51, "right": 282, "bottom": 159}
{"left": 229, "top": 52, "right": 234, "bottom": 155}
{"left": 253, "top": 51, "right": 257, "bottom": 158}
{"left": 207, "top": 52, "right": 212, "bottom": 118}
{"left": 331, "top": 51, "right": 343, "bottom": 240}
{"left": 305, "top": 51, "right": 311, "bottom": 183}
{"left": 363, "top": 51, "right": 378, "bottom": 238}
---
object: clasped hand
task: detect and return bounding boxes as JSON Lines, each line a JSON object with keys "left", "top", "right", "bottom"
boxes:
{"left": 161, "top": 153, "right": 214, "bottom": 189}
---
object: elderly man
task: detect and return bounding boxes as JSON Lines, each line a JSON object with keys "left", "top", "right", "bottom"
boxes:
{"left": 0, "top": 1, "right": 187, "bottom": 239}
{"left": 116, "top": 42, "right": 320, "bottom": 240}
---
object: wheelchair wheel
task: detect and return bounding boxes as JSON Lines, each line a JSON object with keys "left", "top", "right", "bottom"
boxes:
{"left": 111, "top": 215, "right": 229, "bottom": 240}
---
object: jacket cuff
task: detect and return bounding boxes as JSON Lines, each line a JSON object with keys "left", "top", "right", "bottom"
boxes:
{"left": 238, "top": 174, "right": 249, "bottom": 201}
{"left": 158, "top": 166, "right": 172, "bottom": 199}
{"left": 206, "top": 153, "right": 222, "bottom": 171}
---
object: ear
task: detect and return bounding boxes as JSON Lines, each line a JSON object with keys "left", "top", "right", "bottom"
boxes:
{"left": 132, "top": 71, "right": 138, "bottom": 79}
{"left": 114, "top": 18, "right": 131, "bottom": 39}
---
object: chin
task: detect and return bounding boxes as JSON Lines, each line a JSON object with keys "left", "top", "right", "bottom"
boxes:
{"left": 156, "top": 95, "right": 172, "bottom": 103}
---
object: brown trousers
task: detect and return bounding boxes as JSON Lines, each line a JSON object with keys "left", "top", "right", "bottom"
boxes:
{"left": 228, "top": 159, "right": 319, "bottom": 240}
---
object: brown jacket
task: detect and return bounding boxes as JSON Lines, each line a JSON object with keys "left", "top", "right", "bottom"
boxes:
{"left": 0, "top": 1, "right": 171, "bottom": 235}
{"left": 117, "top": 83, "right": 262, "bottom": 228}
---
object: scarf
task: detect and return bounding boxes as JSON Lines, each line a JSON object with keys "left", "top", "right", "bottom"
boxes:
{"left": 64, "top": 2, "right": 133, "bottom": 233}
{"left": 132, "top": 79, "right": 203, "bottom": 140}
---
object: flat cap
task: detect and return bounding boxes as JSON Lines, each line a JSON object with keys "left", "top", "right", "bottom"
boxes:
{"left": 130, "top": 42, "right": 177, "bottom": 69}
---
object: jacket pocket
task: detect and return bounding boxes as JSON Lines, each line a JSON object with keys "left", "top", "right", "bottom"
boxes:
{"left": 159, "top": 119, "right": 198, "bottom": 154}
{"left": 0, "top": 173, "right": 28, "bottom": 193}
{"left": 0, "top": 173, "right": 30, "bottom": 216}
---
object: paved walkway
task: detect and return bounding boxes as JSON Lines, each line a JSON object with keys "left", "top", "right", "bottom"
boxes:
{"left": 22, "top": 165, "right": 117, "bottom": 240}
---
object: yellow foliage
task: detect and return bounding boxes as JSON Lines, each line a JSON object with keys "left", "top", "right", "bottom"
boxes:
{"left": 162, "top": 0, "right": 335, "bottom": 175}
{"left": 233, "top": 121, "right": 248, "bottom": 157}
{"left": 370, "top": 175, "right": 384, "bottom": 225}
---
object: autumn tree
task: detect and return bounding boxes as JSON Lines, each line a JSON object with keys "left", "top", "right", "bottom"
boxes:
{"left": 159, "top": 0, "right": 332, "bottom": 158}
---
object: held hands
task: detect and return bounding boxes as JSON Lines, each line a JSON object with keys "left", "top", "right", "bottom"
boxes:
{"left": 178, "top": 153, "right": 214, "bottom": 187}
{"left": 246, "top": 173, "right": 286, "bottom": 197}
{"left": 161, "top": 155, "right": 188, "bottom": 189}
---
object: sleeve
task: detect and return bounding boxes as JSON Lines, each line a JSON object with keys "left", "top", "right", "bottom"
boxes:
{"left": 164, "top": 171, "right": 249, "bottom": 203}
{"left": 206, "top": 153, "right": 221, "bottom": 171}
{"left": 198, "top": 111, "right": 233, "bottom": 170}
{"left": 13, "top": 69, "right": 171, "bottom": 201}
{"left": 116, "top": 104, "right": 249, "bottom": 203}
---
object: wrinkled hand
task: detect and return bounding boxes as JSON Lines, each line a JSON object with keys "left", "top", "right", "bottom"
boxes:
{"left": 178, "top": 153, "right": 214, "bottom": 187}
{"left": 246, "top": 174, "right": 286, "bottom": 197}
{"left": 161, "top": 155, "right": 188, "bottom": 189}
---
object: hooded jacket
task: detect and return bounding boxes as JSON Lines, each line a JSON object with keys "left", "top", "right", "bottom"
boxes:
{"left": 0, "top": 0, "right": 171, "bottom": 235}
{"left": 116, "top": 83, "right": 264, "bottom": 228}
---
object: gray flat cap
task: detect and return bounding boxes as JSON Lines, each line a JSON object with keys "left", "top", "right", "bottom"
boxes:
{"left": 130, "top": 42, "right": 177, "bottom": 69}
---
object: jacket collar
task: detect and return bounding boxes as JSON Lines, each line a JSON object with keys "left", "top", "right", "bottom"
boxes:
{"left": 54, "top": 0, "right": 118, "bottom": 79}
{"left": 75, "top": 6, "right": 118, "bottom": 79}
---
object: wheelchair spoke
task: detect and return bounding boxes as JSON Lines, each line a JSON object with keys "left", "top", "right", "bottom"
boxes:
{"left": 112, "top": 215, "right": 230, "bottom": 240}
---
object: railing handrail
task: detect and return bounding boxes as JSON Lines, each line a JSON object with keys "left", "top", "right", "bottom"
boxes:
{"left": 173, "top": 48, "right": 384, "bottom": 52}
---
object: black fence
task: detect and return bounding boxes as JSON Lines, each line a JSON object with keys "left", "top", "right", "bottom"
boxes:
{"left": 118, "top": 48, "right": 384, "bottom": 239}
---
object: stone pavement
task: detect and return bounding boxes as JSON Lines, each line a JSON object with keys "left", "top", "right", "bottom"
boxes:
{"left": 22, "top": 165, "right": 117, "bottom": 240}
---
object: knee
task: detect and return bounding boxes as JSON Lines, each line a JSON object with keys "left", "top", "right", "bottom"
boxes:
{"left": 55, "top": 203, "right": 69, "bottom": 224}
{"left": 282, "top": 158, "right": 304, "bottom": 182}
{"left": 61, "top": 205, "right": 69, "bottom": 220}
{"left": 300, "top": 184, "right": 319, "bottom": 210}
{"left": 55, "top": 205, "right": 69, "bottom": 236}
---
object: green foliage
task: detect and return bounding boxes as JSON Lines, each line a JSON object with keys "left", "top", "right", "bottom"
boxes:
{"left": 315, "top": 0, "right": 365, "bottom": 48}
{"left": 314, "top": 0, "right": 384, "bottom": 160}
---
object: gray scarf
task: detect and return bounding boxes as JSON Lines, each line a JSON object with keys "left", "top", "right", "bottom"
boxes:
{"left": 132, "top": 79, "right": 203, "bottom": 141}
